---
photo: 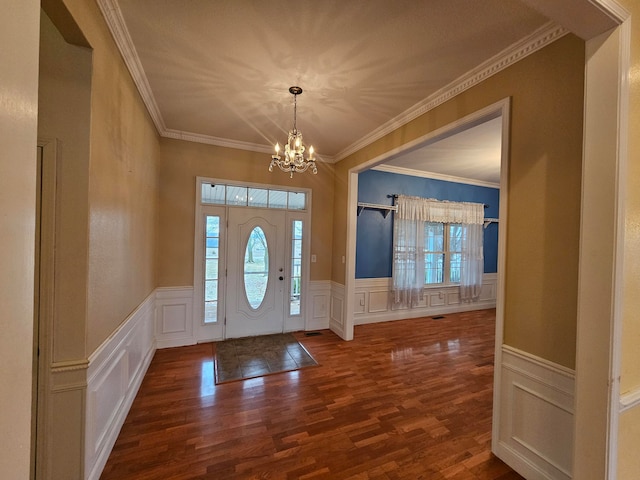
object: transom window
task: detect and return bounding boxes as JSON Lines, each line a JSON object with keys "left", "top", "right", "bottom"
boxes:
{"left": 202, "top": 183, "right": 306, "bottom": 210}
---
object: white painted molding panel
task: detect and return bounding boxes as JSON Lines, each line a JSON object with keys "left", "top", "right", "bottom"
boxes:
{"left": 85, "top": 291, "right": 156, "bottom": 480}
{"left": 307, "top": 280, "right": 331, "bottom": 331}
{"left": 330, "top": 281, "right": 346, "bottom": 338}
{"left": 353, "top": 273, "right": 497, "bottom": 324}
{"left": 155, "top": 287, "right": 195, "bottom": 348}
{"left": 495, "top": 345, "right": 575, "bottom": 480}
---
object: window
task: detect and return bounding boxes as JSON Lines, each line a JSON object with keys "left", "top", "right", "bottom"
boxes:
{"left": 204, "top": 215, "right": 220, "bottom": 323}
{"left": 392, "top": 195, "right": 484, "bottom": 306}
{"left": 290, "top": 220, "right": 303, "bottom": 315}
{"left": 424, "top": 222, "right": 462, "bottom": 285}
{"left": 243, "top": 226, "right": 269, "bottom": 309}
{"left": 201, "top": 183, "right": 306, "bottom": 210}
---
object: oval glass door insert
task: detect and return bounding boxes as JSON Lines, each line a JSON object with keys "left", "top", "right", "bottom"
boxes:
{"left": 244, "top": 226, "right": 269, "bottom": 309}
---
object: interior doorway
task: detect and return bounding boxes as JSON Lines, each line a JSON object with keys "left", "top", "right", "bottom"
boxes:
{"left": 344, "top": 99, "right": 510, "bottom": 343}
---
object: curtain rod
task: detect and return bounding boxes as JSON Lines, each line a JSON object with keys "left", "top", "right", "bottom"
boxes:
{"left": 388, "top": 194, "right": 489, "bottom": 208}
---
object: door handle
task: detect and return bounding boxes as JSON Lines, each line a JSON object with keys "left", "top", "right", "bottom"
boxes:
{"left": 279, "top": 276, "right": 284, "bottom": 281}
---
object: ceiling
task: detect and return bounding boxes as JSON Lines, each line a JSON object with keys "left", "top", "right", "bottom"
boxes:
{"left": 107, "top": 0, "right": 558, "bottom": 182}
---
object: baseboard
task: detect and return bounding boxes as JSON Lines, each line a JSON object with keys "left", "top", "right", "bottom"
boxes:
{"left": 85, "top": 291, "right": 156, "bottom": 480}
{"left": 495, "top": 345, "right": 575, "bottom": 480}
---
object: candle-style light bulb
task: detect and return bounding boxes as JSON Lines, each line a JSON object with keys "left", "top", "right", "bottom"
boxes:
{"left": 309, "top": 145, "right": 314, "bottom": 156}
{"left": 275, "top": 142, "right": 280, "bottom": 153}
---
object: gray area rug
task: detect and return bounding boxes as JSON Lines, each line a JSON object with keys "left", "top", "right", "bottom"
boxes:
{"left": 214, "top": 333, "right": 318, "bottom": 384}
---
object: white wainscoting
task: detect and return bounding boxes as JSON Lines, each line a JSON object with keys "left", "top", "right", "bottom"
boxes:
{"left": 330, "top": 281, "right": 346, "bottom": 338}
{"left": 353, "top": 273, "right": 497, "bottom": 325}
{"left": 306, "top": 280, "right": 331, "bottom": 331}
{"left": 85, "top": 291, "right": 156, "bottom": 480}
{"left": 495, "top": 345, "right": 575, "bottom": 480}
{"left": 155, "top": 286, "right": 195, "bottom": 348}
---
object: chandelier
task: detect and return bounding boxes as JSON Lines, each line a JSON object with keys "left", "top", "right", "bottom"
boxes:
{"left": 269, "top": 86, "right": 317, "bottom": 178}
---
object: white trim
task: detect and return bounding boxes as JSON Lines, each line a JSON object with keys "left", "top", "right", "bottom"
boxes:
{"left": 155, "top": 286, "right": 195, "bottom": 348}
{"left": 96, "top": 0, "right": 166, "bottom": 135}
{"left": 595, "top": 0, "right": 631, "bottom": 23}
{"left": 329, "top": 281, "right": 346, "bottom": 339}
{"left": 163, "top": 128, "right": 276, "bottom": 155}
{"left": 492, "top": 98, "right": 511, "bottom": 457}
{"left": 306, "top": 280, "right": 331, "bottom": 331}
{"left": 353, "top": 274, "right": 497, "bottom": 325}
{"left": 334, "top": 23, "right": 565, "bottom": 161}
{"left": 193, "top": 177, "right": 312, "bottom": 342}
{"left": 85, "top": 291, "right": 156, "bottom": 480}
{"left": 35, "top": 137, "right": 58, "bottom": 480}
{"left": 620, "top": 387, "right": 640, "bottom": 413}
{"left": 608, "top": 14, "right": 631, "bottom": 476}
{"left": 496, "top": 346, "right": 575, "bottom": 480}
{"left": 372, "top": 164, "right": 500, "bottom": 189}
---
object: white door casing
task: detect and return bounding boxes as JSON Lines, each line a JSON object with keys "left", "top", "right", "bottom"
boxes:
{"left": 193, "top": 178, "right": 311, "bottom": 342}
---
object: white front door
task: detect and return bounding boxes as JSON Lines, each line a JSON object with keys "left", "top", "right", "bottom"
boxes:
{"left": 225, "top": 207, "right": 286, "bottom": 338}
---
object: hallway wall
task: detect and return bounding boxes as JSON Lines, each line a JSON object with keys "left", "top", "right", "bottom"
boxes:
{"left": 0, "top": 1, "right": 40, "bottom": 477}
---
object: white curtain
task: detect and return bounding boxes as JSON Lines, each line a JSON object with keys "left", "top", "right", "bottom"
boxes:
{"left": 459, "top": 222, "right": 484, "bottom": 302}
{"left": 392, "top": 213, "right": 425, "bottom": 307}
{"left": 392, "top": 195, "right": 484, "bottom": 306}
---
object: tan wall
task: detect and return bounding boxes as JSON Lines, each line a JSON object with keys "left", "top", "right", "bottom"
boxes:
{"left": 158, "top": 138, "right": 335, "bottom": 286}
{"left": 618, "top": 0, "right": 640, "bottom": 477}
{"left": 333, "top": 34, "right": 585, "bottom": 369}
{"left": 620, "top": 0, "right": 640, "bottom": 399}
{"left": 60, "top": 0, "right": 161, "bottom": 353}
{"left": 0, "top": 1, "right": 40, "bottom": 476}
{"left": 38, "top": 11, "right": 91, "bottom": 362}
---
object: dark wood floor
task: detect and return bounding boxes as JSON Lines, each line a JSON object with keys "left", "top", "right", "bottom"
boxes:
{"left": 101, "top": 309, "right": 523, "bottom": 479}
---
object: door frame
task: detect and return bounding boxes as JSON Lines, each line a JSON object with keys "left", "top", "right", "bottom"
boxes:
{"left": 193, "top": 177, "right": 312, "bottom": 341}
{"left": 34, "top": 137, "right": 58, "bottom": 480}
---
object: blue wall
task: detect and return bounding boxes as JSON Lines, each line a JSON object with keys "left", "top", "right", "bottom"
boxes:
{"left": 356, "top": 169, "right": 500, "bottom": 278}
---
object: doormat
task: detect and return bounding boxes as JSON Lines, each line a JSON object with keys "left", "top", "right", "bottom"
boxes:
{"left": 214, "top": 333, "right": 318, "bottom": 384}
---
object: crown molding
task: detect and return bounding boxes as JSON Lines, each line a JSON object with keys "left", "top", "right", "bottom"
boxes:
{"left": 97, "top": 0, "right": 166, "bottom": 134}
{"left": 585, "top": 0, "right": 630, "bottom": 23}
{"left": 372, "top": 165, "right": 500, "bottom": 189}
{"left": 99, "top": 3, "right": 565, "bottom": 163}
{"left": 162, "top": 129, "right": 274, "bottom": 153}
{"left": 334, "top": 21, "right": 568, "bottom": 162}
